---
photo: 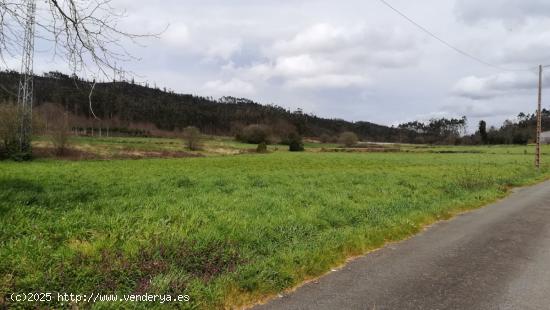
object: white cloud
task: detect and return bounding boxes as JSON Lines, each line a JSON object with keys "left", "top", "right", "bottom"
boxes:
{"left": 205, "top": 39, "right": 242, "bottom": 61}
{"left": 452, "top": 76, "right": 497, "bottom": 100}
{"left": 203, "top": 78, "right": 255, "bottom": 95}
{"left": 455, "top": 0, "right": 550, "bottom": 25}
{"left": 288, "top": 74, "right": 370, "bottom": 89}
{"left": 161, "top": 23, "right": 191, "bottom": 48}
{"left": 272, "top": 23, "right": 351, "bottom": 55}
{"left": 274, "top": 54, "right": 333, "bottom": 77}
{"left": 272, "top": 23, "right": 417, "bottom": 56}
{"left": 222, "top": 23, "right": 422, "bottom": 91}
{"left": 159, "top": 22, "right": 241, "bottom": 62}
{"left": 452, "top": 72, "right": 545, "bottom": 100}
{"left": 496, "top": 29, "right": 550, "bottom": 64}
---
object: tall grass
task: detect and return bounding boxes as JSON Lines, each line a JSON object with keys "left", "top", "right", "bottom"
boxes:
{"left": 0, "top": 152, "right": 548, "bottom": 309}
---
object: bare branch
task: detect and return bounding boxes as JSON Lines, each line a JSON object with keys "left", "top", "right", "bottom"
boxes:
{"left": 0, "top": 0, "right": 164, "bottom": 77}
{"left": 88, "top": 78, "right": 99, "bottom": 120}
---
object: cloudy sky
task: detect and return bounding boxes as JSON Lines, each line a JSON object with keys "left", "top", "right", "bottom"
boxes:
{"left": 17, "top": 0, "right": 550, "bottom": 130}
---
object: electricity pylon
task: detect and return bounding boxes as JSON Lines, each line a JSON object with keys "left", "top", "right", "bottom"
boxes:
{"left": 17, "top": 0, "right": 36, "bottom": 155}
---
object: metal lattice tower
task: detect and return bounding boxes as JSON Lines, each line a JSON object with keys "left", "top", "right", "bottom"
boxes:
{"left": 17, "top": 0, "right": 37, "bottom": 154}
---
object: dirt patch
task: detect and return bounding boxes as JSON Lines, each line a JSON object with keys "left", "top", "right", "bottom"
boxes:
{"left": 33, "top": 147, "right": 100, "bottom": 160}
{"left": 32, "top": 146, "right": 201, "bottom": 161}
{"left": 114, "top": 149, "right": 202, "bottom": 159}
{"left": 321, "top": 147, "right": 401, "bottom": 153}
{"left": 153, "top": 239, "right": 244, "bottom": 282}
{"left": 428, "top": 150, "right": 483, "bottom": 154}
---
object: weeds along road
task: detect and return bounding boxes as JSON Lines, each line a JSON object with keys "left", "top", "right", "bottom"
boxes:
{"left": 255, "top": 180, "right": 550, "bottom": 310}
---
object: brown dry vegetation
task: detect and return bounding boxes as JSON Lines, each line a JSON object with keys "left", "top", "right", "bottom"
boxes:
{"left": 32, "top": 145, "right": 201, "bottom": 160}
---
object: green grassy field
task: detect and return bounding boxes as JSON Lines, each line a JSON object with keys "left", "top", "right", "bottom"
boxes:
{"left": 1, "top": 141, "right": 550, "bottom": 309}
{"left": 401, "top": 144, "right": 546, "bottom": 155}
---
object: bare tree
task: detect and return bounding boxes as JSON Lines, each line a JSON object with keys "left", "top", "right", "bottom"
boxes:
{"left": 339, "top": 131, "right": 359, "bottom": 147}
{"left": 35, "top": 102, "right": 70, "bottom": 154}
{"left": 182, "top": 126, "right": 202, "bottom": 151}
{"left": 0, "top": 0, "right": 161, "bottom": 75}
{"left": 50, "top": 108, "right": 70, "bottom": 155}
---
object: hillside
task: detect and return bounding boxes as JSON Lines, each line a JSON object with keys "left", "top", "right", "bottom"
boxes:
{"left": 0, "top": 70, "right": 414, "bottom": 142}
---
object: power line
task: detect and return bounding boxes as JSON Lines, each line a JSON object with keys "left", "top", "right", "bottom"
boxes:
{"left": 377, "top": 0, "right": 537, "bottom": 72}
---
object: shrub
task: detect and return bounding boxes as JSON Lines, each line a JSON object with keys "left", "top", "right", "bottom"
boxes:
{"left": 256, "top": 142, "right": 268, "bottom": 153}
{"left": 237, "top": 124, "right": 272, "bottom": 144}
{"left": 0, "top": 103, "right": 20, "bottom": 158}
{"left": 339, "top": 131, "right": 359, "bottom": 147}
{"left": 288, "top": 133, "right": 304, "bottom": 152}
{"left": 182, "top": 126, "right": 202, "bottom": 151}
{"left": 319, "top": 133, "right": 333, "bottom": 144}
{"left": 50, "top": 111, "right": 71, "bottom": 156}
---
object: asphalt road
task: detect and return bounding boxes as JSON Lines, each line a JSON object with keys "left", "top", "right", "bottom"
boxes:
{"left": 255, "top": 180, "right": 550, "bottom": 310}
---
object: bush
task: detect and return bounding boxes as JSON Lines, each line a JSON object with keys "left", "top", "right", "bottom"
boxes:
{"left": 51, "top": 111, "right": 71, "bottom": 156}
{"left": 237, "top": 124, "right": 272, "bottom": 144}
{"left": 182, "top": 126, "right": 202, "bottom": 151}
{"left": 288, "top": 133, "right": 304, "bottom": 152}
{"left": 0, "top": 103, "right": 20, "bottom": 158}
{"left": 339, "top": 131, "right": 359, "bottom": 147}
{"left": 256, "top": 142, "right": 268, "bottom": 153}
{"left": 319, "top": 133, "right": 333, "bottom": 144}
{"left": 1, "top": 102, "right": 46, "bottom": 160}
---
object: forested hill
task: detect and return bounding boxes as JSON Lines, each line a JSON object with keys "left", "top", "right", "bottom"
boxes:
{"left": 0, "top": 70, "right": 413, "bottom": 141}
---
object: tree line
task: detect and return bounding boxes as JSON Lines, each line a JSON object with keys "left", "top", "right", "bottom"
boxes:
{"left": 472, "top": 111, "right": 550, "bottom": 145}
{"left": 0, "top": 70, "right": 543, "bottom": 147}
{"left": 0, "top": 70, "right": 413, "bottom": 142}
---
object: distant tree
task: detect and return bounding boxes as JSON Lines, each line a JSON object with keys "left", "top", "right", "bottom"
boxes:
{"left": 237, "top": 124, "right": 272, "bottom": 144}
{"left": 479, "top": 120, "right": 488, "bottom": 144}
{"left": 272, "top": 119, "right": 296, "bottom": 144}
{"left": 287, "top": 132, "right": 304, "bottom": 152}
{"left": 256, "top": 142, "right": 268, "bottom": 153}
{"left": 398, "top": 116, "right": 467, "bottom": 145}
{"left": 292, "top": 108, "right": 307, "bottom": 134}
{"left": 414, "top": 136, "right": 425, "bottom": 144}
{"left": 339, "top": 131, "right": 359, "bottom": 147}
{"left": 182, "top": 126, "right": 202, "bottom": 151}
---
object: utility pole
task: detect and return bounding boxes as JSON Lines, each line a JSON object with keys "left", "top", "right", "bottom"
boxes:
{"left": 17, "top": 0, "right": 37, "bottom": 155}
{"left": 536, "top": 65, "right": 542, "bottom": 169}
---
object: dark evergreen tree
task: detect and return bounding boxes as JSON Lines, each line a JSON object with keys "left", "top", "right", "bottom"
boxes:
{"left": 479, "top": 120, "right": 488, "bottom": 144}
